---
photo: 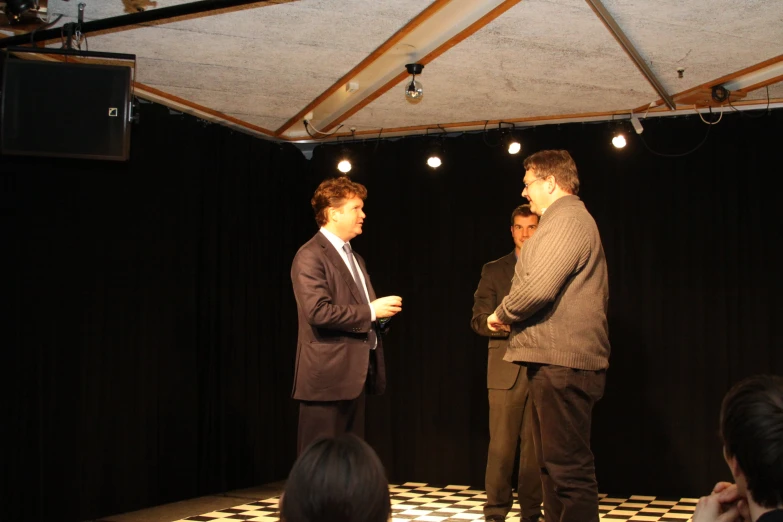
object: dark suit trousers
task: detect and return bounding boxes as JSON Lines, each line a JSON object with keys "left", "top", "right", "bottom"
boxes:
{"left": 297, "top": 390, "right": 366, "bottom": 455}
{"left": 485, "top": 368, "right": 543, "bottom": 520}
{"left": 527, "top": 364, "right": 605, "bottom": 522}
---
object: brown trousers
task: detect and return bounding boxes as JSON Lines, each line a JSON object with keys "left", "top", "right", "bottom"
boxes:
{"left": 485, "top": 368, "right": 543, "bottom": 520}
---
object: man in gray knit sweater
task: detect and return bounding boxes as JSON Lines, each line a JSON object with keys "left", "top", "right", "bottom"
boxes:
{"left": 487, "top": 150, "right": 609, "bottom": 522}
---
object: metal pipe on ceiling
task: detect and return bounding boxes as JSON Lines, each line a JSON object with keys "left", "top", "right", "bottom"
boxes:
{"left": 0, "top": 0, "right": 270, "bottom": 49}
{"left": 585, "top": 0, "right": 676, "bottom": 110}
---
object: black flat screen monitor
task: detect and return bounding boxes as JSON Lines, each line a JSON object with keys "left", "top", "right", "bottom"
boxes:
{"left": 1, "top": 58, "right": 132, "bottom": 161}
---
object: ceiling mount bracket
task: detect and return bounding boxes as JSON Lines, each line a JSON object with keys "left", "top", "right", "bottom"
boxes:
{"left": 405, "top": 63, "right": 424, "bottom": 75}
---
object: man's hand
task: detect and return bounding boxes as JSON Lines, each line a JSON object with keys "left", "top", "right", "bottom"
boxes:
{"left": 712, "top": 482, "right": 750, "bottom": 521}
{"left": 692, "top": 492, "right": 741, "bottom": 522}
{"left": 371, "top": 296, "right": 402, "bottom": 319}
{"left": 487, "top": 313, "right": 509, "bottom": 332}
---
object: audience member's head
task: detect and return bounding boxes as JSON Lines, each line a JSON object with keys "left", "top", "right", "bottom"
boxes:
{"left": 280, "top": 434, "right": 390, "bottom": 522}
{"left": 720, "top": 374, "right": 783, "bottom": 510}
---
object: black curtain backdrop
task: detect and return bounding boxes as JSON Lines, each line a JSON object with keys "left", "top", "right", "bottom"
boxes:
{"left": 0, "top": 102, "right": 315, "bottom": 522}
{"left": 1, "top": 103, "right": 781, "bottom": 522}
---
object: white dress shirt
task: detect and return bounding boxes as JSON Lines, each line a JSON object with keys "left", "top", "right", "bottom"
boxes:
{"left": 319, "top": 228, "right": 376, "bottom": 321}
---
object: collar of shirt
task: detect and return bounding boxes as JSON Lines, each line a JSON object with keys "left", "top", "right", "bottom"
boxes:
{"left": 319, "top": 227, "right": 347, "bottom": 251}
{"left": 319, "top": 227, "right": 367, "bottom": 298}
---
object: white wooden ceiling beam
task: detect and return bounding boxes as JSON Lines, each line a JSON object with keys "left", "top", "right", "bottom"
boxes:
{"left": 277, "top": 0, "right": 520, "bottom": 139}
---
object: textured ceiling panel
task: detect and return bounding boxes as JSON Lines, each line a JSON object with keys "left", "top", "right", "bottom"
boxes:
{"left": 599, "top": 0, "right": 783, "bottom": 94}
{"left": 65, "top": 0, "right": 427, "bottom": 129}
{"left": 347, "top": 0, "right": 657, "bottom": 130}
{"left": 3, "top": 0, "right": 780, "bottom": 141}
{"left": 744, "top": 80, "right": 783, "bottom": 101}
{"left": 146, "top": 83, "right": 301, "bottom": 131}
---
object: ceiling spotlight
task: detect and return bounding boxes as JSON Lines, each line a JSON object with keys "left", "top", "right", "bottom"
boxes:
{"left": 337, "top": 158, "right": 352, "bottom": 173}
{"left": 4, "top": 0, "right": 36, "bottom": 23}
{"left": 612, "top": 133, "right": 627, "bottom": 149}
{"left": 507, "top": 137, "right": 521, "bottom": 155}
{"left": 404, "top": 63, "right": 424, "bottom": 104}
{"left": 426, "top": 139, "right": 443, "bottom": 168}
{"left": 337, "top": 149, "right": 352, "bottom": 173}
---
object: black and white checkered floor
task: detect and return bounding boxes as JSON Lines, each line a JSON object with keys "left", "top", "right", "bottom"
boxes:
{"left": 174, "top": 482, "right": 698, "bottom": 521}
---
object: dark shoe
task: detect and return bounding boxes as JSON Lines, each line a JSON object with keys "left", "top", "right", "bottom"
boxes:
{"left": 485, "top": 517, "right": 505, "bottom": 522}
{"left": 520, "top": 516, "right": 541, "bottom": 522}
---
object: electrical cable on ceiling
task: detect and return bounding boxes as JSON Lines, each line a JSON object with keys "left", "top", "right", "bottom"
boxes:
{"left": 372, "top": 128, "right": 383, "bottom": 154}
{"left": 637, "top": 117, "right": 712, "bottom": 158}
{"left": 697, "top": 108, "right": 723, "bottom": 125}
{"left": 481, "top": 121, "right": 524, "bottom": 152}
{"left": 728, "top": 86, "right": 771, "bottom": 118}
{"left": 30, "top": 14, "right": 64, "bottom": 47}
{"left": 481, "top": 121, "right": 509, "bottom": 148}
{"left": 481, "top": 121, "right": 496, "bottom": 147}
{"left": 303, "top": 119, "right": 343, "bottom": 139}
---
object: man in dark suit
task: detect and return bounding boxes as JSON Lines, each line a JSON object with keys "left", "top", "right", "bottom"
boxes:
{"left": 291, "top": 176, "right": 402, "bottom": 455}
{"left": 472, "top": 204, "right": 542, "bottom": 522}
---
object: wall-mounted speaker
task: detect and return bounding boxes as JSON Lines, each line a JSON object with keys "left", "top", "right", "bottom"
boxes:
{"left": 1, "top": 56, "right": 133, "bottom": 161}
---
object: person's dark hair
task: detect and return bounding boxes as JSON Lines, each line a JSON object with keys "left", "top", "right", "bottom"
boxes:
{"left": 280, "top": 434, "right": 390, "bottom": 522}
{"left": 510, "top": 203, "right": 537, "bottom": 225}
{"left": 720, "top": 374, "right": 783, "bottom": 508}
{"left": 523, "top": 149, "right": 580, "bottom": 195}
{"left": 311, "top": 176, "right": 368, "bottom": 227}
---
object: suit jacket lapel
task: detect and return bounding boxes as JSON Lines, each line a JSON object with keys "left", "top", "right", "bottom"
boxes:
{"left": 355, "top": 254, "right": 376, "bottom": 301}
{"left": 502, "top": 251, "right": 516, "bottom": 288}
{"left": 315, "top": 233, "right": 367, "bottom": 304}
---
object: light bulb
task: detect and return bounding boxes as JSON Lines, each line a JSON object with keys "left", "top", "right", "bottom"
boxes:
{"left": 405, "top": 79, "right": 423, "bottom": 104}
{"left": 612, "top": 134, "right": 626, "bottom": 149}
{"left": 508, "top": 141, "right": 521, "bottom": 154}
{"left": 337, "top": 159, "right": 352, "bottom": 173}
{"left": 427, "top": 155, "right": 442, "bottom": 168}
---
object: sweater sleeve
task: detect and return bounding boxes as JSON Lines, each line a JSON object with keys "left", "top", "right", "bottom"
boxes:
{"left": 495, "top": 215, "right": 589, "bottom": 324}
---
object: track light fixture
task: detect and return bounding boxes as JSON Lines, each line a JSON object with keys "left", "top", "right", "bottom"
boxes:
{"left": 506, "top": 133, "right": 521, "bottom": 154}
{"left": 426, "top": 138, "right": 443, "bottom": 169}
{"left": 404, "top": 63, "right": 424, "bottom": 104}
{"left": 609, "top": 117, "right": 628, "bottom": 149}
{"left": 3, "top": 0, "right": 36, "bottom": 23}
{"left": 335, "top": 130, "right": 357, "bottom": 173}
{"left": 336, "top": 146, "right": 352, "bottom": 173}
{"left": 611, "top": 114, "right": 642, "bottom": 149}
{"left": 489, "top": 122, "right": 522, "bottom": 155}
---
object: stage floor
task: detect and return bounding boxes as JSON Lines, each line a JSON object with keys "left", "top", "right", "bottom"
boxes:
{"left": 156, "top": 482, "right": 698, "bottom": 522}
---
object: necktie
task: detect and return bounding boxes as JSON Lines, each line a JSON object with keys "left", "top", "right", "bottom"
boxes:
{"left": 343, "top": 243, "right": 368, "bottom": 304}
{"left": 343, "top": 243, "right": 377, "bottom": 349}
